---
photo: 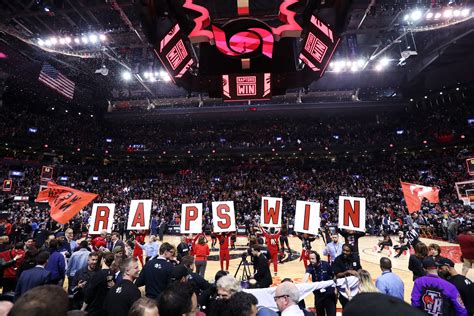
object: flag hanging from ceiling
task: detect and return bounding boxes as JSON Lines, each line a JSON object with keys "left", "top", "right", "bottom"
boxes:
{"left": 38, "top": 63, "right": 75, "bottom": 99}
{"left": 36, "top": 181, "right": 98, "bottom": 224}
{"left": 400, "top": 181, "right": 440, "bottom": 214}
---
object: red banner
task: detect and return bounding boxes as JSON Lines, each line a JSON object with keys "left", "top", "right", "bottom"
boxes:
{"left": 401, "top": 181, "right": 440, "bottom": 214}
{"left": 35, "top": 182, "right": 98, "bottom": 224}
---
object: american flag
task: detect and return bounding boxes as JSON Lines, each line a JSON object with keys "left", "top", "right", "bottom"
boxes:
{"left": 38, "top": 63, "right": 75, "bottom": 99}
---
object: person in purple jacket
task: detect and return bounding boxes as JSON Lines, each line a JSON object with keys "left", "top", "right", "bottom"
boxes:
{"left": 411, "top": 256, "right": 467, "bottom": 316}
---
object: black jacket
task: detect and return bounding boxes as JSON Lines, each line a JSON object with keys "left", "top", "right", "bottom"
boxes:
{"left": 254, "top": 253, "right": 272, "bottom": 288}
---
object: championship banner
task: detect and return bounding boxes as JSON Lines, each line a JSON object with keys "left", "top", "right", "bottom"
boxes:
{"left": 260, "top": 197, "right": 282, "bottom": 228}
{"left": 89, "top": 203, "right": 115, "bottom": 234}
{"left": 127, "top": 200, "right": 152, "bottom": 230}
{"left": 400, "top": 181, "right": 440, "bottom": 214}
{"left": 294, "top": 201, "right": 321, "bottom": 235}
{"left": 338, "top": 196, "right": 366, "bottom": 232}
{"left": 35, "top": 182, "right": 98, "bottom": 225}
{"left": 2, "top": 179, "right": 12, "bottom": 192}
{"left": 181, "top": 203, "right": 203, "bottom": 234}
{"left": 212, "top": 201, "right": 236, "bottom": 233}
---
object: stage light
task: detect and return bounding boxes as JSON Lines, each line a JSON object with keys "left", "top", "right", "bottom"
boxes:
{"left": 81, "top": 36, "right": 89, "bottom": 44}
{"left": 461, "top": 8, "right": 470, "bottom": 17}
{"left": 160, "top": 70, "right": 171, "bottom": 82}
{"left": 44, "top": 39, "right": 52, "bottom": 46}
{"left": 440, "top": 92, "right": 443, "bottom": 95}
{"left": 89, "top": 34, "right": 98, "bottom": 43}
{"left": 350, "top": 65, "right": 359, "bottom": 72}
{"left": 375, "top": 64, "right": 383, "bottom": 71}
{"left": 345, "top": 60, "right": 352, "bottom": 68}
{"left": 74, "top": 38, "right": 80, "bottom": 44}
{"left": 121, "top": 71, "right": 132, "bottom": 81}
{"left": 453, "top": 9, "right": 461, "bottom": 17}
{"left": 424, "top": 96, "right": 428, "bottom": 99}
{"left": 143, "top": 72, "right": 150, "bottom": 79}
{"left": 444, "top": 9, "right": 453, "bottom": 18}
{"left": 456, "top": 87, "right": 460, "bottom": 91}
{"left": 411, "top": 10, "right": 423, "bottom": 21}
{"left": 65, "top": 37, "right": 71, "bottom": 44}
{"left": 149, "top": 76, "right": 156, "bottom": 82}
{"left": 50, "top": 37, "right": 57, "bottom": 45}
{"left": 59, "top": 38, "right": 66, "bottom": 45}
{"left": 357, "top": 59, "right": 365, "bottom": 67}
{"left": 99, "top": 34, "right": 106, "bottom": 41}
{"left": 435, "top": 12, "right": 442, "bottom": 19}
{"left": 380, "top": 57, "right": 390, "bottom": 66}
{"left": 38, "top": 39, "right": 44, "bottom": 46}
{"left": 410, "top": 98, "right": 414, "bottom": 102}
{"left": 404, "top": 14, "right": 409, "bottom": 21}
{"left": 426, "top": 12, "right": 433, "bottom": 19}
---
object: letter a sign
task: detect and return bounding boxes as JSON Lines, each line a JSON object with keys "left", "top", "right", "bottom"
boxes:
{"left": 89, "top": 203, "right": 115, "bottom": 234}
{"left": 260, "top": 197, "right": 282, "bottom": 228}
{"left": 212, "top": 201, "right": 236, "bottom": 233}
{"left": 294, "top": 201, "right": 320, "bottom": 235}
{"left": 127, "top": 200, "right": 152, "bottom": 230}
{"left": 181, "top": 203, "right": 203, "bottom": 234}
{"left": 338, "top": 196, "right": 366, "bottom": 232}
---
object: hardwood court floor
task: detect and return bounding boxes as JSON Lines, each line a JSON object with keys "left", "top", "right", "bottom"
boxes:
{"left": 162, "top": 234, "right": 474, "bottom": 307}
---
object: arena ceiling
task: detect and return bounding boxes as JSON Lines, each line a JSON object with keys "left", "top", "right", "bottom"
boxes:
{"left": 0, "top": 0, "right": 473, "bottom": 110}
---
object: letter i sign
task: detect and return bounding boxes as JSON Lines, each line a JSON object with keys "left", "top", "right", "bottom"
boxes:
{"left": 294, "top": 201, "right": 320, "bottom": 235}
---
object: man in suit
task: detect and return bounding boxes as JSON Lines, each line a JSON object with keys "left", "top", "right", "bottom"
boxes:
{"left": 15, "top": 251, "right": 51, "bottom": 298}
{"left": 108, "top": 232, "right": 125, "bottom": 252}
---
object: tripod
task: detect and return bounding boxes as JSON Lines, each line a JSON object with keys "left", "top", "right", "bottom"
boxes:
{"left": 234, "top": 257, "right": 253, "bottom": 281}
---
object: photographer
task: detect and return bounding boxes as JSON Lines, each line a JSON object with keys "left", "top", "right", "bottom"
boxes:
{"left": 250, "top": 244, "right": 272, "bottom": 288}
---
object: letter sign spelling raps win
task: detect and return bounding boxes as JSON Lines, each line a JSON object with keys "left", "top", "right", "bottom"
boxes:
{"left": 181, "top": 203, "right": 203, "bottom": 234}
{"left": 338, "top": 196, "right": 366, "bottom": 232}
{"left": 294, "top": 201, "right": 321, "bottom": 235}
{"left": 260, "top": 197, "right": 282, "bottom": 228}
{"left": 89, "top": 203, "right": 115, "bottom": 234}
{"left": 127, "top": 200, "right": 152, "bottom": 230}
{"left": 212, "top": 201, "right": 236, "bottom": 233}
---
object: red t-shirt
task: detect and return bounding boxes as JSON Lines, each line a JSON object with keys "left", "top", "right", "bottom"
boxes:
{"left": 458, "top": 232, "right": 474, "bottom": 259}
{"left": 216, "top": 233, "right": 230, "bottom": 251}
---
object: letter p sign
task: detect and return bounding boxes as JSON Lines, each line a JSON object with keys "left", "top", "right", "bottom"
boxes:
{"left": 180, "top": 203, "right": 203, "bottom": 234}
{"left": 338, "top": 196, "right": 366, "bottom": 232}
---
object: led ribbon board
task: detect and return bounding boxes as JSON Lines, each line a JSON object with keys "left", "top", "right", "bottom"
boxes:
{"left": 299, "top": 15, "right": 340, "bottom": 76}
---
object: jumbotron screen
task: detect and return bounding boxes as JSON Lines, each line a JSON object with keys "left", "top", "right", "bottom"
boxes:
{"left": 222, "top": 73, "right": 271, "bottom": 102}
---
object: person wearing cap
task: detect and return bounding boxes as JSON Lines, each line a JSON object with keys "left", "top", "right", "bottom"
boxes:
{"left": 411, "top": 256, "right": 467, "bottom": 316}
{"left": 437, "top": 257, "right": 474, "bottom": 315}
{"left": 375, "top": 257, "right": 404, "bottom": 300}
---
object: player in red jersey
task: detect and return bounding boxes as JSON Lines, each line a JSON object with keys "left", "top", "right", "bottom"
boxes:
{"left": 132, "top": 230, "right": 147, "bottom": 266}
{"left": 212, "top": 232, "right": 231, "bottom": 271}
{"left": 259, "top": 225, "right": 281, "bottom": 275}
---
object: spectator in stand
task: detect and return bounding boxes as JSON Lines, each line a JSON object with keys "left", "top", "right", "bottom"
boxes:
{"left": 158, "top": 282, "right": 198, "bottom": 316}
{"left": 129, "top": 297, "right": 159, "bottom": 316}
{"left": 194, "top": 235, "right": 210, "bottom": 278}
{"left": 0, "top": 242, "right": 25, "bottom": 293}
{"left": 411, "top": 257, "right": 467, "bottom": 316}
{"left": 357, "top": 270, "right": 379, "bottom": 294}
{"left": 65, "top": 228, "right": 78, "bottom": 253}
{"left": 458, "top": 225, "right": 474, "bottom": 276}
{"left": 14, "top": 251, "right": 50, "bottom": 298}
{"left": 45, "top": 239, "right": 66, "bottom": 285}
{"left": 216, "top": 274, "right": 241, "bottom": 300}
{"left": 375, "top": 257, "right": 404, "bottom": 300}
{"left": 136, "top": 242, "right": 175, "bottom": 299}
{"left": 108, "top": 232, "right": 125, "bottom": 252}
{"left": 437, "top": 257, "right": 474, "bottom": 315}
{"left": 10, "top": 285, "right": 68, "bottom": 316}
{"left": 408, "top": 242, "right": 428, "bottom": 281}
{"left": 104, "top": 257, "right": 142, "bottom": 316}
{"left": 274, "top": 281, "right": 304, "bottom": 316}
{"left": 199, "top": 270, "right": 228, "bottom": 313}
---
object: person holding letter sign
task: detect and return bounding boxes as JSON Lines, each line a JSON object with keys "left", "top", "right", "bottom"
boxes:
{"left": 297, "top": 233, "right": 316, "bottom": 269}
{"left": 259, "top": 225, "right": 281, "bottom": 276}
{"left": 212, "top": 232, "right": 231, "bottom": 271}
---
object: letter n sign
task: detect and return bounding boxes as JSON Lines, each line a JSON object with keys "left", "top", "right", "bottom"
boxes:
{"left": 294, "top": 201, "right": 320, "bottom": 235}
{"left": 338, "top": 196, "right": 366, "bottom": 232}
